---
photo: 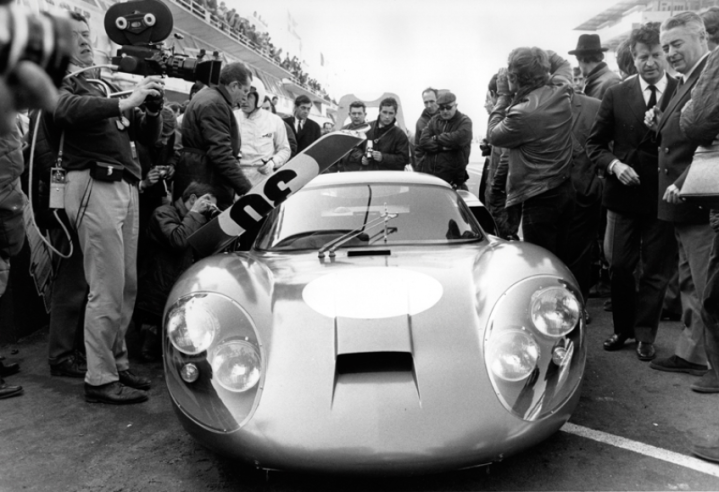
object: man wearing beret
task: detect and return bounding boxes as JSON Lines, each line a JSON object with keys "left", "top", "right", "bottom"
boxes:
{"left": 570, "top": 34, "right": 621, "bottom": 100}
{"left": 417, "top": 91, "right": 473, "bottom": 189}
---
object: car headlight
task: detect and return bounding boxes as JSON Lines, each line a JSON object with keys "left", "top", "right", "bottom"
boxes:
{"left": 166, "top": 294, "right": 219, "bottom": 354}
{"left": 530, "top": 286, "right": 581, "bottom": 338}
{"left": 486, "top": 328, "right": 540, "bottom": 381}
{"left": 210, "top": 340, "right": 261, "bottom": 393}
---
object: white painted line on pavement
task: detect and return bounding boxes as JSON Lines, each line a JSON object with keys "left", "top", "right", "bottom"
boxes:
{"left": 562, "top": 423, "right": 719, "bottom": 478}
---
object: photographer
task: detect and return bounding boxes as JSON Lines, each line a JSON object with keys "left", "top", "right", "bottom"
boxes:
{"left": 135, "top": 182, "right": 217, "bottom": 361}
{"left": 51, "top": 12, "right": 164, "bottom": 405}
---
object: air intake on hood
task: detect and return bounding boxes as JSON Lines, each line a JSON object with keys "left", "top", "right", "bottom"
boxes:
{"left": 336, "top": 352, "right": 413, "bottom": 375}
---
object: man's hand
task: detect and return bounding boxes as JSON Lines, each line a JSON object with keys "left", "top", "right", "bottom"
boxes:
{"left": 258, "top": 159, "right": 273, "bottom": 175}
{"left": 663, "top": 183, "right": 684, "bottom": 204}
{"left": 371, "top": 151, "right": 383, "bottom": 162}
{"left": 191, "top": 193, "right": 215, "bottom": 214}
{"left": 119, "top": 76, "right": 165, "bottom": 113}
{"left": 613, "top": 162, "right": 641, "bottom": 186}
{"left": 140, "top": 167, "right": 161, "bottom": 190}
{"left": 496, "top": 68, "right": 510, "bottom": 95}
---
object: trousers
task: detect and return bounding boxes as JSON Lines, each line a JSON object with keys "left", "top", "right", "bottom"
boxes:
{"left": 64, "top": 170, "right": 139, "bottom": 386}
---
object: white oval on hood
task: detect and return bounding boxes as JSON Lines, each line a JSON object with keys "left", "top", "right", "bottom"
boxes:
{"left": 302, "top": 267, "right": 443, "bottom": 319}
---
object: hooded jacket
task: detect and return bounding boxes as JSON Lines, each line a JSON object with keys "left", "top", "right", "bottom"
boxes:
{"left": 417, "top": 109, "right": 473, "bottom": 186}
{"left": 361, "top": 119, "right": 410, "bottom": 171}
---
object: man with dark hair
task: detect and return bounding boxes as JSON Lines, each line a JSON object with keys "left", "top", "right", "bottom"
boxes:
{"left": 569, "top": 34, "right": 621, "bottom": 99}
{"left": 175, "top": 62, "right": 253, "bottom": 210}
{"left": 54, "top": 12, "right": 164, "bottom": 404}
{"left": 586, "top": 23, "right": 678, "bottom": 360}
{"left": 360, "top": 97, "right": 409, "bottom": 171}
{"left": 414, "top": 87, "right": 439, "bottom": 168}
{"left": 615, "top": 39, "right": 638, "bottom": 79}
{"left": 135, "top": 182, "right": 217, "bottom": 361}
{"left": 487, "top": 49, "right": 575, "bottom": 263}
{"left": 333, "top": 101, "right": 367, "bottom": 172}
{"left": 648, "top": 11, "right": 713, "bottom": 376}
{"left": 418, "top": 91, "right": 473, "bottom": 188}
{"left": 283, "top": 95, "right": 321, "bottom": 153}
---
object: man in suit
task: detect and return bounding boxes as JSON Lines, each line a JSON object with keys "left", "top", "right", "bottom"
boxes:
{"left": 648, "top": 12, "right": 712, "bottom": 376}
{"left": 564, "top": 90, "right": 601, "bottom": 314}
{"left": 569, "top": 34, "right": 621, "bottom": 100}
{"left": 283, "top": 95, "right": 321, "bottom": 153}
{"left": 586, "top": 23, "right": 678, "bottom": 361}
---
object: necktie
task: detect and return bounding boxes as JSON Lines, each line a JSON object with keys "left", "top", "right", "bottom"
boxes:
{"left": 298, "top": 120, "right": 304, "bottom": 133}
{"left": 677, "top": 75, "right": 684, "bottom": 87}
{"left": 647, "top": 85, "right": 657, "bottom": 109}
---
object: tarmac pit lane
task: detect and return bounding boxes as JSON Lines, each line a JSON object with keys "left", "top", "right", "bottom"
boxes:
{"left": 1, "top": 298, "right": 719, "bottom": 491}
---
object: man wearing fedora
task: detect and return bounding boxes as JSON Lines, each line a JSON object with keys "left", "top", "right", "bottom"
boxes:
{"left": 570, "top": 34, "right": 621, "bottom": 100}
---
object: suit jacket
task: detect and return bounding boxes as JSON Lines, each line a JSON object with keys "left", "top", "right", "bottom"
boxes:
{"left": 657, "top": 56, "right": 710, "bottom": 224}
{"left": 583, "top": 62, "right": 621, "bottom": 100}
{"left": 569, "top": 92, "right": 601, "bottom": 205}
{"left": 586, "top": 74, "right": 678, "bottom": 216}
{"left": 283, "top": 116, "right": 321, "bottom": 153}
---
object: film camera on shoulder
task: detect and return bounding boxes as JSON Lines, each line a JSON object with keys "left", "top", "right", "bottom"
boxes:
{"left": 104, "top": 0, "right": 222, "bottom": 85}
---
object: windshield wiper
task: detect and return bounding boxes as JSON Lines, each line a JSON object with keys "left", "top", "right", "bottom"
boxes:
{"left": 318, "top": 212, "right": 397, "bottom": 259}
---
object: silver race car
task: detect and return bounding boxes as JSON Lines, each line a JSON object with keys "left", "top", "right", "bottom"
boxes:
{"left": 163, "top": 171, "right": 586, "bottom": 474}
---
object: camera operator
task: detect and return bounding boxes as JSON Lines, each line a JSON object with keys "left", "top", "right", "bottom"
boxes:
{"left": 174, "top": 62, "right": 253, "bottom": 210}
{"left": 135, "top": 182, "right": 217, "bottom": 361}
{"left": 49, "top": 12, "right": 164, "bottom": 405}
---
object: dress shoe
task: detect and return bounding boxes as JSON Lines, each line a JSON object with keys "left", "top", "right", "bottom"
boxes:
{"left": 118, "top": 370, "right": 151, "bottom": 390}
{"left": 603, "top": 334, "right": 630, "bottom": 351}
{"left": 0, "top": 360, "right": 19, "bottom": 377}
{"left": 690, "top": 372, "right": 719, "bottom": 393}
{"left": 0, "top": 377, "right": 22, "bottom": 399}
{"left": 85, "top": 382, "right": 148, "bottom": 404}
{"left": 649, "top": 355, "right": 708, "bottom": 376}
{"left": 689, "top": 441, "right": 719, "bottom": 463}
{"left": 50, "top": 356, "right": 87, "bottom": 378}
{"left": 636, "top": 342, "right": 656, "bottom": 361}
{"left": 603, "top": 299, "right": 613, "bottom": 312}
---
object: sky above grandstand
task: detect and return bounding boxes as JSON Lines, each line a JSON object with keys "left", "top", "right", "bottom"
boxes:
{"left": 232, "top": 0, "right": 622, "bottom": 137}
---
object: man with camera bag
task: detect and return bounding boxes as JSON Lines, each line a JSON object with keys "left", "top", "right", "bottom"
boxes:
{"left": 52, "top": 12, "right": 164, "bottom": 405}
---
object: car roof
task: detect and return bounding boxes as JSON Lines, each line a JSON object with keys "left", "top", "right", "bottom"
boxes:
{"left": 306, "top": 171, "right": 453, "bottom": 189}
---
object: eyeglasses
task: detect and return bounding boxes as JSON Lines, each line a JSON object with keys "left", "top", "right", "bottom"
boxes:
{"left": 438, "top": 104, "right": 455, "bottom": 111}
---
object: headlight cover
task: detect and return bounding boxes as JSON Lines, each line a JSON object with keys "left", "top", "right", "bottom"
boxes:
{"left": 484, "top": 277, "right": 586, "bottom": 421}
{"left": 530, "top": 286, "right": 581, "bottom": 338}
{"left": 210, "top": 340, "right": 262, "bottom": 392}
{"left": 486, "top": 328, "right": 540, "bottom": 382}
{"left": 166, "top": 294, "right": 219, "bottom": 354}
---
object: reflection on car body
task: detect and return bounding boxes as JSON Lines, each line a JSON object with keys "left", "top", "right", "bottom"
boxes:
{"left": 163, "top": 171, "right": 586, "bottom": 475}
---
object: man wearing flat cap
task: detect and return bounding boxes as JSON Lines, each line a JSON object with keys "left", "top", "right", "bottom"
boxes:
{"left": 418, "top": 91, "right": 473, "bottom": 188}
{"left": 570, "top": 34, "right": 621, "bottom": 100}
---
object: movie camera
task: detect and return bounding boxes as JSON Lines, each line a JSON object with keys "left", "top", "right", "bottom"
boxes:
{"left": 104, "top": 0, "right": 221, "bottom": 85}
{"left": 0, "top": 0, "right": 73, "bottom": 87}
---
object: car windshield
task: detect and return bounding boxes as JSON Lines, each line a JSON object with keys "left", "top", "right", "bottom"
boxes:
{"left": 255, "top": 183, "right": 482, "bottom": 252}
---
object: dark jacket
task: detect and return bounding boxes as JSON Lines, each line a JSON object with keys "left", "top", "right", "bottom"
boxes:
{"left": 0, "top": 124, "right": 27, "bottom": 260}
{"left": 569, "top": 92, "right": 602, "bottom": 205}
{"left": 283, "top": 116, "right": 321, "bottom": 153}
{"left": 53, "top": 74, "right": 162, "bottom": 182}
{"left": 332, "top": 121, "right": 368, "bottom": 172}
{"left": 414, "top": 107, "right": 436, "bottom": 167}
{"left": 657, "top": 55, "right": 710, "bottom": 223}
{"left": 418, "top": 110, "right": 473, "bottom": 186}
{"left": 136, "top": 198, "right": 208, "bottom": 316}
{"left": 583, "top": 62, "right": 621, "bottom": 100}
{"left": 176, "top": 85, "right": 251, "bottom": 209}
{"left": 362, "top": 119, "right": 410, "bottom": 171}
{"left": 487, "top": 77, "right": 574, "bottom": 207}
{"left": 587, "top": 74, "right": 677, "bottom": 215}
{"left": 284, "top": 121, "right": 298, "bottom": 157}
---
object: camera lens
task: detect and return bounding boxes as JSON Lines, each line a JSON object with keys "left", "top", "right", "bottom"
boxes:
{"left": 0, "top": 5, "right": 74, "bottom": 87}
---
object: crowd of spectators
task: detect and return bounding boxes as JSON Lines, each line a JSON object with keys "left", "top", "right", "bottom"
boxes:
{"left": 188, "top": 0, "right": 332, "bottom": 102}
{"left": 2, "top": 0, "right": 719, "bottom": 469}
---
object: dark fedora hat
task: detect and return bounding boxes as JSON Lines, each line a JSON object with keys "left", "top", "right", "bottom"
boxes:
{"left": 568, "top": 34, "right": 608, "bottom": 55}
